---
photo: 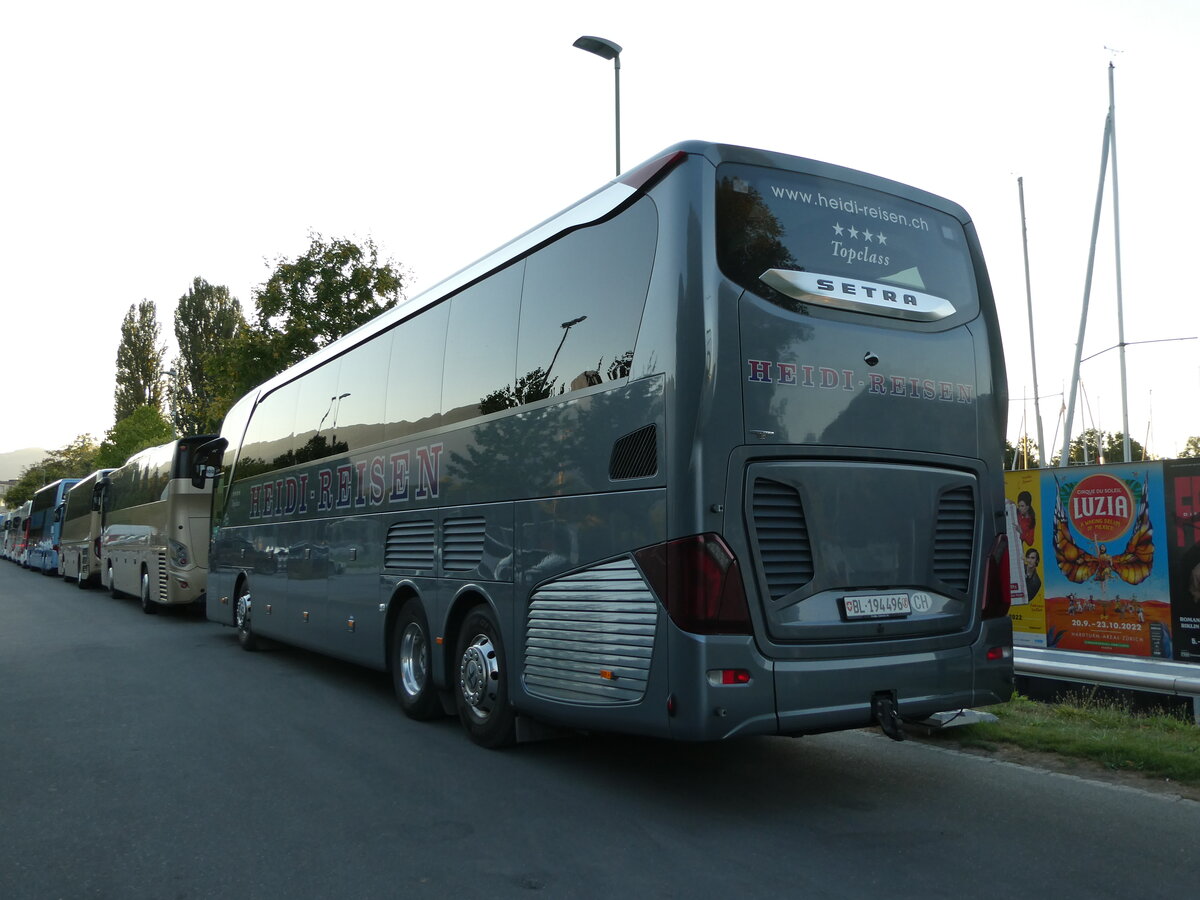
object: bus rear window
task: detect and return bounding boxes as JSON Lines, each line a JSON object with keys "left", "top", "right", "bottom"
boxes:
{"left": 715, "top": 163, "right": 977, "bottom": 320}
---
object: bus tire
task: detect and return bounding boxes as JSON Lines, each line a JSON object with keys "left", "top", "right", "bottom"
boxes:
{"left": 391, "top": 599, "right": 443, "bottom": 721}
{"left": 107, "top": 563, "right": 123, "bottom": 599}
{"left": 235, "top": 587, "right": 258, "bottom": 651}
{"left": 453, "top": 605, "right": 516, "bottom": 749}
{"left": 139, "top": 570, "right": 158, "bottom": 615}
{"left": 76, "top": 566, "right": 88, "bottom": 590}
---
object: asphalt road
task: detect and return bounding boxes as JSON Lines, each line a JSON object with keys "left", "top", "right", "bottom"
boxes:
{"left": 2, "top": 559, "right": 1197, "bottom": 899}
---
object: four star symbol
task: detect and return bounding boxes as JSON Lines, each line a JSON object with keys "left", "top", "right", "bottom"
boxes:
{"left": 833, "top": 223, "right": 888, "bottom": 245}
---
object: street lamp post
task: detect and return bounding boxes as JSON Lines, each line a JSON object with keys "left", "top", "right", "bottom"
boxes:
{"left": 545, "top": 316, "right": 587, "bottom": 387}
{"left": 572, "top": 35, "right": 622, "bottom": 177}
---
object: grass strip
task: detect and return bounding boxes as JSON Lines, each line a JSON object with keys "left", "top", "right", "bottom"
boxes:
{"left": 924, "top": 691, "right": 1200, "bottom": 787}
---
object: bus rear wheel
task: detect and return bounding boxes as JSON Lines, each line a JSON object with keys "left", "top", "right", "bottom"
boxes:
{"left": 139, "top": 571, "right": 158, "bottom": 615}
{"left": 76, "top": 566, "right": 88, "bottom": 590}
{"left": 454, "top": 605, "right": 516, "bottom": 748}
{"left": 391, "top": 599, "right": 443, "bottom": 721}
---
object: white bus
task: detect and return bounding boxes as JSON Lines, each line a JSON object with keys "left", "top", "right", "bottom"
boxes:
{"left": 101, "top": 436, "right": 216, "bottom": 613}
{"left": 1, "top": 500, "right": 30, "bottom": 561}
{"left": 203, "top": 141, "right": 1013, "bottom": 747}
{"left": 59, "top": 468, "right": 114, "bottom": 587}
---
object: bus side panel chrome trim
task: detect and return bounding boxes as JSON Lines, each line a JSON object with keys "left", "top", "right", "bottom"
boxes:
{"left": 523, "top": 558, "right": 657, "bottom": 705}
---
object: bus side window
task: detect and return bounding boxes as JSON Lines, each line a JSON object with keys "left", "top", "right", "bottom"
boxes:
{"left": 334, "top": 335, "right": 391, "bottom": 454}
{"left": 384, "top": 303, "right": 449, "bottom": 441}
{"left": 237, "top": 381, "right": 301, "bottom": 481}
{"left": 440, "top": 262, "right": 523, "bottom": 424}
{"left": 517, "top": 197, "right": 657, "bottom": 399}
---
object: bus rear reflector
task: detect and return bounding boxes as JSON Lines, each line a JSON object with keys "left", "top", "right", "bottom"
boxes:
{"left": 981, "top": 534, "right": 1011, "bottom": 620}
{"left": 634, "top": 533, "right": 752, "bottom": 635}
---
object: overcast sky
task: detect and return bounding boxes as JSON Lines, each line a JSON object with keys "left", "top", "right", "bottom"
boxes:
{"left": 2, "top": 0, "right": 1196, "bottom": 463}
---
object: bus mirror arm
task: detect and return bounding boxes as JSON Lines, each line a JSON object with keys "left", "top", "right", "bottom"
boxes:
{"left": 92, "top": 478, "right": 110, "bottom": 512}
{"left": 192, "top": 437, "right": 228, "bottom": 488}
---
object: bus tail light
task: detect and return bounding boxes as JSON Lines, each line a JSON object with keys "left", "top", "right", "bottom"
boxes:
{"left": 709, "top": 668, "right": 752, "bottom": 685}
{"left": 168, "top": 540, "right": 191, "bottom": 568}
{"left": 981, "top": 534, "right": 1011, "bottom": 620}
{"left": 634, "top": 534, "right": 752, "bottom": 635}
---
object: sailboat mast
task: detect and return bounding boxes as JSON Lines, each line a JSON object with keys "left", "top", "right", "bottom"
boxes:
{"left": 1018, "top": 177, "right": 1047, "bottom": 466}
{"left": 1059, "top": 113, "right": 1112, "bottom": 467}
{"left": 1109, "top": 62, "right": 1131, "bottom": 462}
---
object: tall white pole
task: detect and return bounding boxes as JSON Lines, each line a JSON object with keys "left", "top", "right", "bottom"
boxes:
{"left": 1109, "top": 62, "right": 1131, "bottom": 462}
{"left": 1018, "top": 177, "right": 1047, "bottom": 466}
{"left": 1060, "top": 113, "right": 1112, "bottom": 466}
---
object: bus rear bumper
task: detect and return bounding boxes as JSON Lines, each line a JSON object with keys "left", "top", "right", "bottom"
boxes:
{"left": 666, "top": 622, "right": 1013, "bottom": 741}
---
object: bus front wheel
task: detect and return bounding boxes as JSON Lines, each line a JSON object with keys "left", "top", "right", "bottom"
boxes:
{"left": 235, "top": 588, "right": 258, "bottom": 651}
{"left": 391, "top": 599, "right": 443, "bottom": 721}
{"left": 454, "top": 605, "right": 516, "bottom": 749}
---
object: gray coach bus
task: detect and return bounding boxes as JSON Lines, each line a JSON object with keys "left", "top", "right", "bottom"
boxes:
{"left": 201, "top": 141, "right": 1013, "bottom": 748}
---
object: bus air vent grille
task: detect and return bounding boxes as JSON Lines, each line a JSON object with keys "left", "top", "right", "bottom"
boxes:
{"left": 751, "top": 478, "right": 814, "bottom": 600}
{"left": 384, "top": 520, "right": 435, "bottom": 571}
{"left": 524, "top": 558, "right": 657, "bottom": 705}
{"left": 609, "top": 425, "right": 658, "bottom": 480}
{"left": 443, "top": 516, "right": 486, "bottom": 572}
{"left": 932, "top": 486, "right": 975, "bottom": 593}
{"left": 157, "top": 551, "right": 169, "bottom": 602}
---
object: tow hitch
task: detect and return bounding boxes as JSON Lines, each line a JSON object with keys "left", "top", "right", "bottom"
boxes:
{"left": 872, "top": 692, "right": 905, "bottom": 742}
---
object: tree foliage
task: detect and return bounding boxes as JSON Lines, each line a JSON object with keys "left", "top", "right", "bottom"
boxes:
{"left": 1006, "top": 435, "right": 1042, "bottom": 470}
{"left": 3, "top": 435, "right": 100, "bottom": 507}
{"left": 227, "top": 232, "right": 407, "bottom": 397}
{"left": 96, "top": 406, "right": 176, "bottom": 469}
{"left": 1051, "top": 429, "right": 1148, "bottom": 466}
{"left": 166, "top": 277, "right": 247, "bottom": 437}
{"left": 1179, "top": 436, "right": 1200, "bottom": 459}
{"left": 113, "top": 300, "right": 167, "bottom": 422}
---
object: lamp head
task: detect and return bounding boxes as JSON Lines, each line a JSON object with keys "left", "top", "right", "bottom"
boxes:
{"left": 573, "top": 35, "right": 621, "bottom": 60}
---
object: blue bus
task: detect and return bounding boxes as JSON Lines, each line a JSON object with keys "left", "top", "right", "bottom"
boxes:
{"left": 201, "top": 141, "right": 1013, "bottom": 747}
{"left": 26, "top": 479, "right": 81, "bottom": 574}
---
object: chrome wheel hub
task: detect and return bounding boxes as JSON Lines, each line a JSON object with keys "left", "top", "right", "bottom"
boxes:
{"left": 459, "top": 633, "right": 499, "bottom": 720}
{"left": 400, "top": 622, "right": 427, "bottom": 696}
{"left": 235, "top": 593, "right": 251, "bottom": 630}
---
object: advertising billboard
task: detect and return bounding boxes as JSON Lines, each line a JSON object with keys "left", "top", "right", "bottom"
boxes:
{"left": 1003, "top": 470, "right": 1047, "bottom": 647}
{"left": 1165, "top": 460, "right": 1200, "bottom": 661}
{"left": 1039, "top": 463, "right": 1172, "bottom": 658}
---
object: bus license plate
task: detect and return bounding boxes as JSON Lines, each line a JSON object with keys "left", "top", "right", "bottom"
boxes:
{"left": 843, "top": 592, "right": 912, "bottom": 620}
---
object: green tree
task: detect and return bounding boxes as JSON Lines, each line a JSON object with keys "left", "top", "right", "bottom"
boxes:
{"left": 3, "top": 435, "right": 100, "bottom": 507}
{"left": 166, "top": 277, "right": 247, "bottom": 436}
{"left": 1051, "top": 429, "right": 1148, "bottom": 466}
{"left": 1179, "top": 436, "right": 1200, "bottom": 459}
{"left": 96, "top": 405, "right": 176, "bottom": 469}
{"left": 228, "top": 232, "right": 407, "bottom": 396}
{"left": 113, "top": 300, "right": 166, "bottom": 422}
{"left": 1006, "top": 435, "right": 1042, "bottom": 470}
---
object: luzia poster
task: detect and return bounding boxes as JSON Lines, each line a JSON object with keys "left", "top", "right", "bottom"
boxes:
{"left": 1039, "top": 463, "right": 1173, "bottom": 658}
